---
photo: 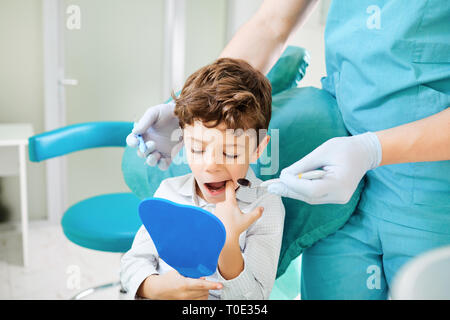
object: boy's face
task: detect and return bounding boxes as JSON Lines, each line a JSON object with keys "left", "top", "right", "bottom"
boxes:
{"left": 183, "top": 120, "right": 270, "bottom": 204}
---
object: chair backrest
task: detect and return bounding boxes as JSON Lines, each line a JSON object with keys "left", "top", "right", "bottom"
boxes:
{"left": 29, "top": 121, "right": 133, "bottom": 162}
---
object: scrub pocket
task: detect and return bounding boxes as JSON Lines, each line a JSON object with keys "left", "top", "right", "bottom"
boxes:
{"left": 412, "top": 160, "right": 450, "bottom": 207}
{"left": 411, "top": 0, "right": 450, "bottom": 64}
{"left": 412, "top": 42, "right": 450, "bottom": 64}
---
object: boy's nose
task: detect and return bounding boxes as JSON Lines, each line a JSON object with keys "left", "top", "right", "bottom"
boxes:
{"left": 204, "top": 148, "right": 223, "bottom": 171}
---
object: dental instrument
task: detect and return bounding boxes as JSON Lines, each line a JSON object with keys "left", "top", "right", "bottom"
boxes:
{"left": 136, "top": 134, "right": 147, "bottom": 154}
{"left": 238, "top": 170, "right": 327, "bottom": 189}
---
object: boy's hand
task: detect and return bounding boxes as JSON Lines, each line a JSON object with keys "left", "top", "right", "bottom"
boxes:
{"left": 139, "top": 270, "right": 222, "bottom": 300}
{"left": 214, "top": 180, "right": 264, "bottom": 242}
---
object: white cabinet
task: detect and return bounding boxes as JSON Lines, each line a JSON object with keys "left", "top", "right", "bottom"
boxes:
{"left": 0, "top": 123, "right": 33, "bottom": 267}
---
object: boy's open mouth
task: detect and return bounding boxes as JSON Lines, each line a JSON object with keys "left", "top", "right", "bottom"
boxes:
{"left": 204, "top": 180, "right": 228, "bottom": 195}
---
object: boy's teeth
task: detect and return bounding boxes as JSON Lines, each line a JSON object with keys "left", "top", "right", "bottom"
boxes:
{"left": 209, "top": 182, "right": 224, "bottom": 188}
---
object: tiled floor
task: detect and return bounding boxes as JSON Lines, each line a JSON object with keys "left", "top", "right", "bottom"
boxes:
{"left": 0, "top": 221, "right": 301, "bottom": 300}
{"left": 0, "top": 221, "right": 123, "bottom": 300}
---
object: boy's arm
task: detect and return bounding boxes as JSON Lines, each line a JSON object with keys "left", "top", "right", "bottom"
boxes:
{"left": 120, "top": 181, "right": 169, "bottom": 299}
{"left": 120, "top": 225, "right": 160, "bottom": 299}
{"left": 214, "top": 181, "right": 263, "bottom": 281}
{"left": 214, "top": 183, "right": 285, "bottom": 299}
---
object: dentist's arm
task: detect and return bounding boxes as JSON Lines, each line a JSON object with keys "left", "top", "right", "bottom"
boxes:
{"left": 268, "top": 108, "right": 450, "bottom": 204}
{"left": 219, "top": 0, "right": 319, "bottom": 74}
{"left": 377, "top": 108, "right": 450, "bottom": 165}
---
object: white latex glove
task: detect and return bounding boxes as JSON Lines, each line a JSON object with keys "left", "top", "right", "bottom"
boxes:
{"left": 267, "top": 132, "right": 382, "bottom": 204}
{"left": 126, "top": 101, "right": 183, "bottom": 170}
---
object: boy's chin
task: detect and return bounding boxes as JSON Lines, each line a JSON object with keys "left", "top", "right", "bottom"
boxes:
{"left": 205, "top": 197, "right": 224, "bottom": 204}
{"left": 202, "top": 191, "right": 226, "bottom": 203}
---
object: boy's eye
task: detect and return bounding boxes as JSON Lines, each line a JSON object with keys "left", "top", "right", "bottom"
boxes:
{"left": 190, "top": 148, "right": 239, "bottom": 159}
{"left": 224, "top": 153, "right": 239, "bottom": 159}
{"left": 191, "top": 148, "right": 204, "bottom": 154}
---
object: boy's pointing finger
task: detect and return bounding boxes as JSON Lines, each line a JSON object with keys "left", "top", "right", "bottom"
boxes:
{"left": 224, "top": 180, "right": 238, "bottom": 204}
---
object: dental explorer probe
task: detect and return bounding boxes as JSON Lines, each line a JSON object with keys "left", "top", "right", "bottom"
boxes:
{"left": 237, "top": 170, "right": 326, "bottom": 189}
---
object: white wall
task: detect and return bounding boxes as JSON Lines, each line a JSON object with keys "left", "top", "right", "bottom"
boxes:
{"left": 62, "top": 0, "right": 166, "bottom": 208}
{"left": 184, "top": 0, "right": 228, "bottom": 87}
{"left": 287, "top": 0, "right": 331, "bottom": 88}
{"left": 0, "top": 0, "right": 47, "bottom": 222}
{"left": 225, "top": 0, "right": 263, "bottom": 42}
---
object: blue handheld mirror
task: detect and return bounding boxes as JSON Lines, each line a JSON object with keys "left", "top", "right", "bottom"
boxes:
{"left": 138, "top": 197, "right": 226, "bottom": 278}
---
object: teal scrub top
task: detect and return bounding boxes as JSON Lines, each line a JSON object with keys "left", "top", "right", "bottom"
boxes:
{"left": 321, "top": 0, "right": 450, "bottom": 233}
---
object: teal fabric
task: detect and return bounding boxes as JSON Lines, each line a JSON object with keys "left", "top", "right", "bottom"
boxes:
{"left": 270, "top": 255, "right": 301, "bottom": 300}
{"left": 122, "top": 145, "right": 191, "bottom": 200}
{"left": 300, "top": 209, "right": 450, "bottom": 299}
{"left": 267, "top": 46, "right": 309, "bottom": 95}
{"left": 323, "top": 0, "right": 450, "bottom": 233}
{"left": 121, "top": 46, "right": 363, "bottom": 281}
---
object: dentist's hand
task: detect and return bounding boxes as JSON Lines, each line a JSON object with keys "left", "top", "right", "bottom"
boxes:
{"left": 267, "top": 132, "right": 382, "bottom": 204}
{"left": 126, "top": 101, "right": 183, "bottom": 170}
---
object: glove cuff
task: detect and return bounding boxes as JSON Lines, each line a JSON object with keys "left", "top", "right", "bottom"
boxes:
{"left": 359, "top": 131, "right": 382, "bottom": 170}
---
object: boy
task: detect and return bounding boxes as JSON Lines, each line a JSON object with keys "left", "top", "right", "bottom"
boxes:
{"left": 120, "top": 58, "right": 285, "bottom": 300}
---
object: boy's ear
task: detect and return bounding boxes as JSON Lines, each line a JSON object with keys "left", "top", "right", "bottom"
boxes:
{"left": 250, "top": 135, "right": 270, "bottom": 164}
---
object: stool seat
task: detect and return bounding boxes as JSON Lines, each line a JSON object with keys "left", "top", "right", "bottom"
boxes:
{"left": 61, "top": 193, "right": 142, "bottom": 252}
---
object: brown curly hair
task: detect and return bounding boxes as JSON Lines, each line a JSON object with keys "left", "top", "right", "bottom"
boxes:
{"left": 172, "top": 58, "right": 272, "bottom": 142}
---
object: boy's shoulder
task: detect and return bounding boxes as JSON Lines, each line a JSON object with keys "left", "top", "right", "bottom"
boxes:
{"left": 153, "top": 172, "right": 194, "bottom": 199}
{"left": 245, "top": 171, "right": 285, "bottom": 231}
{"left": 158, "top": 172, "right": 192, "bottom": 188}
{"left": 254, "top": 182, "right": 284, "bottom": 209}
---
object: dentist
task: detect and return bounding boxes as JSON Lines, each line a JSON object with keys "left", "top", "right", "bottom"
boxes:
{"left": 127, "top": 0, "right": 450, "bottom": 299}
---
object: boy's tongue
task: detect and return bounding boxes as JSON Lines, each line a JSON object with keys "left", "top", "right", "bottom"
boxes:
{"left": 207, "top": 181, "right": 226, "bottom": 189}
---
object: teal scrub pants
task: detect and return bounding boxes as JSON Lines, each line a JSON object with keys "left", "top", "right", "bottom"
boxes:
{"left": 300, "top": 210, "right": 450, "bottom": 299}
{"left": 300, "top": 0, "right": 450, "bottom": 300}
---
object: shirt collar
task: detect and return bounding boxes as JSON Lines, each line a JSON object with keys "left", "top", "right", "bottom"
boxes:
{"left": 178, "top": 167, "right": 259, "bottom": 206}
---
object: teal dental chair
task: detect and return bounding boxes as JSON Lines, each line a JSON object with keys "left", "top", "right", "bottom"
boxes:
{"left": 28, "top": 121, "right": 142, "bottom": 299}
